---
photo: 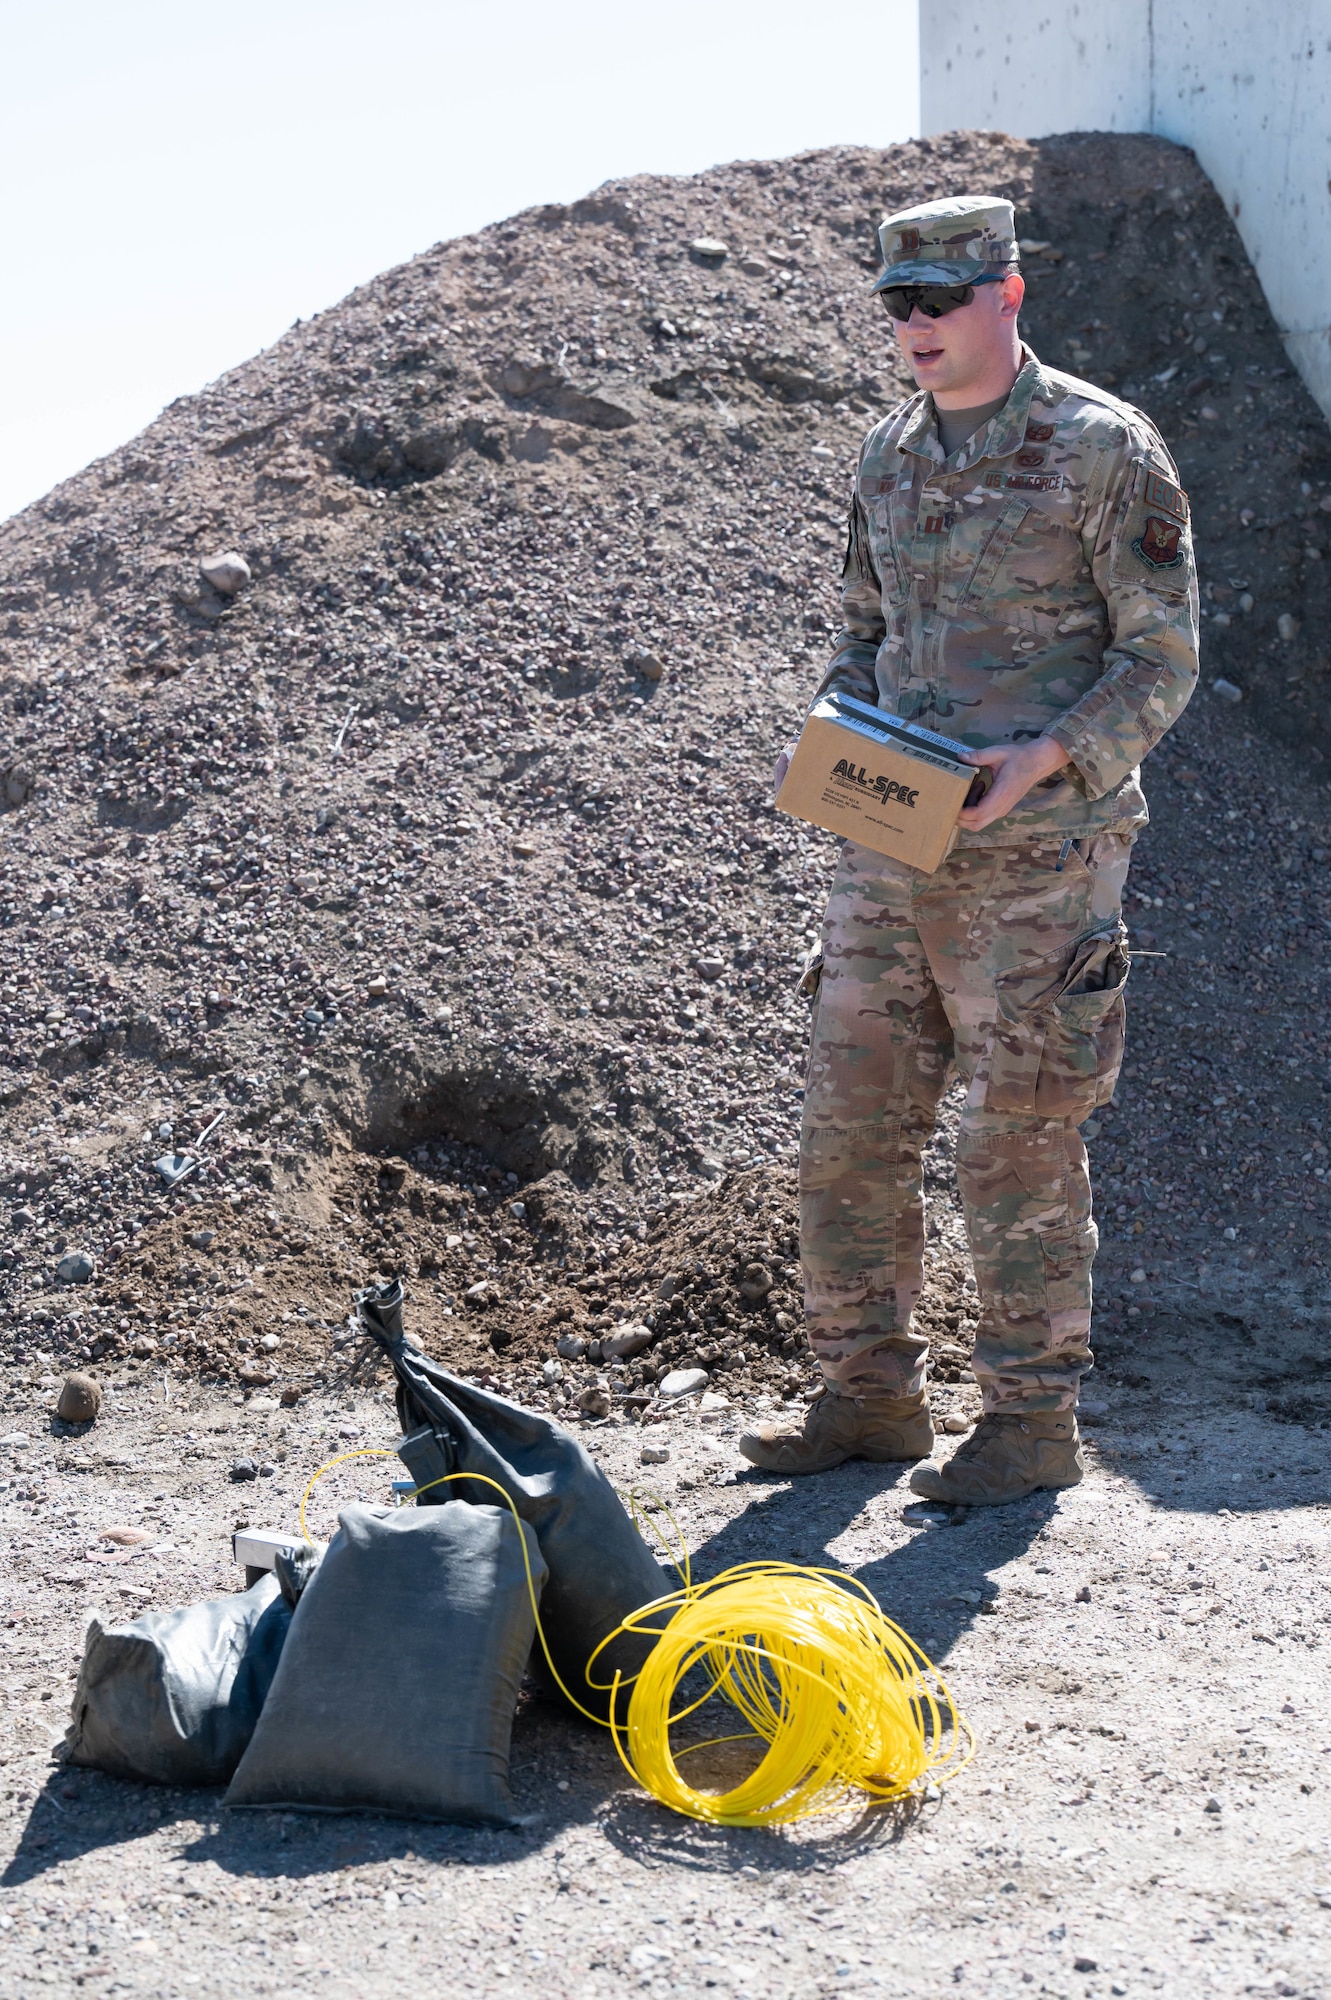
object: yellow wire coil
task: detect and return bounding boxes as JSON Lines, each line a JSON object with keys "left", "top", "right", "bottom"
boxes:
{"left": 296, "top": 1451, "right": 974, "bottom": 1825}
{"left": 597, "top": 1562, "right": 972, "bottom": 1824}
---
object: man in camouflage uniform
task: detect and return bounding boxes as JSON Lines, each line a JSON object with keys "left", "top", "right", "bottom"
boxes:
{"left": 740, "top": 195, "right": 1199, "bottom": 1504}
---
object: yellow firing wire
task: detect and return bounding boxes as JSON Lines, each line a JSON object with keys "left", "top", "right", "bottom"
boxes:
{"left": 296, "top": 1450, "right": 974, "bottom": 1825}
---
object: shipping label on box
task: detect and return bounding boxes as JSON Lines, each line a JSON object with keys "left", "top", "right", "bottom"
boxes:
{"left": 776, "top": 693, "right": 976, "bottom": 873}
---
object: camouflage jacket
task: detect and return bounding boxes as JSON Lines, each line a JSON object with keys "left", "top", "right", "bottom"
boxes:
{"left": 815, "top": 347, "right": 1200, "bottom": 846}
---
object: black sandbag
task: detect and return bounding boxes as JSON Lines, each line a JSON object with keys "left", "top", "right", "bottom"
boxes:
{"left": 224, "top": 1501, "right": 545, "bottom": 1825}
{"left": 64, "top": 1575, "right": 292, "bottom": 1786}
{"left": 357, "top": 1279, "right": 669, "bottom": 1724}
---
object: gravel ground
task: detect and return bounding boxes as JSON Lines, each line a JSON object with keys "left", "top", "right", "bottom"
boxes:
{"left": 1, "top": 122, "right": 1330, "bottom": 1997}
{"left": 1, "top": 1300, "right": 1330, "bottom": 1999}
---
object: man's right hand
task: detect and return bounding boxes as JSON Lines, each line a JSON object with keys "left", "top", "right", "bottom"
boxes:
{"left": 773, "top": 736, "right": 799, "bottom": 798}
{"left": 956, "top": 736, "right": 1070, "bottom": 831}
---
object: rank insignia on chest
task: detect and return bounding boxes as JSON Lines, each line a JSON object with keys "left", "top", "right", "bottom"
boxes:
{"left": 920, "top": 511, "right": 956, "bottom": 534}
{"left": 1133, "top": 515, "right": 1185, "bottom": 569}
{"left": 1144, "top": 470, "right": 1188, "bottom": 521}
{"left": 1025, "top": 421, "right": 1056, "bottom": 443}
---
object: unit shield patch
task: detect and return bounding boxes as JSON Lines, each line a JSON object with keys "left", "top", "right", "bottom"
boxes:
{"left": 1133, "top": 515, "right": 1184, "bottom": 570}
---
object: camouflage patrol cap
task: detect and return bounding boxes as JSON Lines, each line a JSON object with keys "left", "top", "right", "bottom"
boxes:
{"left": 872, "top": 194, "right": 1018, "bottom": 291}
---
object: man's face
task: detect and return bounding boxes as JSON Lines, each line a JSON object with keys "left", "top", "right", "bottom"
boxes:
{"left": 890, "top": 273, "right": 1025, "bottom": 401}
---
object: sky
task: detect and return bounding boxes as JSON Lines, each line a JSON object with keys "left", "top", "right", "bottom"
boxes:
{"left": 1, "top": 0, "right": 919, "bottom": 523}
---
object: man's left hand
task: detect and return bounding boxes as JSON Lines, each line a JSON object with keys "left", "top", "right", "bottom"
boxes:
{"left": 956, "top": 736, "right": 1070, "bottom": 832}
{"left": 773, "top": 736, "right": 799, "bottom": 799}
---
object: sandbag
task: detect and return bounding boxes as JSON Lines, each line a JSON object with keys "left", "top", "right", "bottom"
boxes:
{"left": 224, "top": 1500, "right": 546, "bottom": 1825}
{"left": 357, "top": 1279, "right": 670, "bottom": 1724}
{"left": 64, "top": 1576, "right": 291, "bottom": 1786}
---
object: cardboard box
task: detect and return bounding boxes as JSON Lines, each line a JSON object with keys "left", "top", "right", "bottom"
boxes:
{"left": 776, "top": 693, "right": 975, "bottom": 872}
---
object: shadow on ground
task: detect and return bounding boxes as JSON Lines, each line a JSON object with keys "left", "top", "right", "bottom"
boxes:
{"left": 6, "top": 1299, "right": 1326, "bottom": 1890}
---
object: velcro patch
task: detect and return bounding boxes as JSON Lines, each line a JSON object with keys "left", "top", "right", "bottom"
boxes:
{"left": 1111, "top": 459, "right": 1193, "bottom": 594}
{"left": 1015, "top": 447, "right": 1047, "bottom": 469}
{"left": 985, "top": 471, "right": 1066, "bottom": 493}
{"left": 861, "top": 474, "right": 898, "bottom": 498}
{"left": 1144, "top": 470, "right": 1188, "bottom": 522}
{"left": 1025, "top": 421, "right": 1056, "bottom": 443}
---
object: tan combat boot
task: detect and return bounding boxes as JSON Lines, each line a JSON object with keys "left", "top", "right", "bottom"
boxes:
{"left": 909, "top": 1411, "right": 1083, "bottom": 1507}
{"left": 738, "top": 1386, "right": 934, "bottom": 1476}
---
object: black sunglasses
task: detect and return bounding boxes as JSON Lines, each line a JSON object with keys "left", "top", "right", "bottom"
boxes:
{"left": 879, "top": 280, "right": 1004, "bottom": 321}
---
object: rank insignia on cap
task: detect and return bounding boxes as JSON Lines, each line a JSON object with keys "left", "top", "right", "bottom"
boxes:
{"left": 1133, "top": 515, "right": 1184, "bottom": 569}
{"left": 875, "top": 195, "right": 1018, "bottom": 290}
{"left": 1144, "top": 471, "right": 1188, "bottom": 521}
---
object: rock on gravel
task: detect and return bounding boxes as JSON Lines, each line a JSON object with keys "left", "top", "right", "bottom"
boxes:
{"left": 659, "top": 1367, "right": 709, "bottom": 1398}
{"left": 56, "top": 1371, "right": 101, "bottom": 1422}
{"left": 603, "top": 1320, "right": 652, "bottom": 1357}
{"left": 199, "top": 550, "right": 251, "bottom": 594}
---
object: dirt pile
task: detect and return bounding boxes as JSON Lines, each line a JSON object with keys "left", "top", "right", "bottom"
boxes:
{"left": 0, "top": 128, "right": 1328, "bottom": 1416}
{"left": 72, "top": 1137, "right": 978, "bottom": 1418}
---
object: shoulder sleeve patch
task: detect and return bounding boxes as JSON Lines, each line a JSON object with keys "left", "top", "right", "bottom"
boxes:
{"left": 1106, "top": 454, "right": 1195, "bottom": 599}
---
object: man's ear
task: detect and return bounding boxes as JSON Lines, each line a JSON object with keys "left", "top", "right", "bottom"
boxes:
{"left": 999, "top": 272, "right": 1025, "bottom": 320}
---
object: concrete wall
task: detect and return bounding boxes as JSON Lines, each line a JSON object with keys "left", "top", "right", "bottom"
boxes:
{"left": 919, "top": 1, "right": 1331, "bottom": 420}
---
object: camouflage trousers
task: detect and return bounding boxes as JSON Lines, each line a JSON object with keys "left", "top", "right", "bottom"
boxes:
{"left": 800, "top": 832, "right": 1134, "bottom": 1413}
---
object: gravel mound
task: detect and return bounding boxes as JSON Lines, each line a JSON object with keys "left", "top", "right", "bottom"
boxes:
{"left": 0, "top": 127, "right": 1328, "bottom": 1419}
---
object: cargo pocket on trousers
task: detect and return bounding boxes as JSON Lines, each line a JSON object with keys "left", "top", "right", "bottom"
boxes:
{"left": 1042, "top": 1222, "right": 1096, "bottom": 1320}
{"left": 985, "top": 924, "right": 1130, "bottom": 1123}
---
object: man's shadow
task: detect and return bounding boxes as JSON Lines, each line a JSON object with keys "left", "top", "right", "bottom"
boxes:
{"left": 673, "top": 1454, "right": 1055, "bottom": 1651}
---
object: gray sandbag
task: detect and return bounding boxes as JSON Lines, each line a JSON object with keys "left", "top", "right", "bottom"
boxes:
{"left": 64, "top": 1575, "right": 292, "bottom": 1786}
{"left": 356, "top": 1279, "right": 670, "bottom": 1724}
{"left": 224, "top": 1500, "right": 546, "bottom": 1825}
